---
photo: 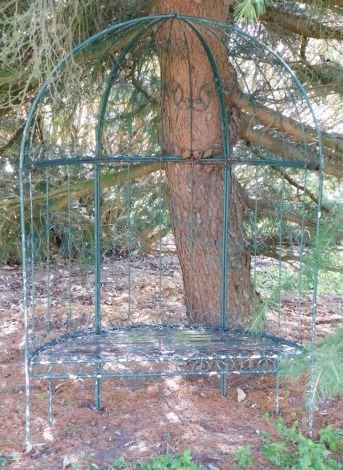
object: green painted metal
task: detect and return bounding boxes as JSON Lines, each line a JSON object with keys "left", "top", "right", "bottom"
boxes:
{"left": 20, "top": 14, "right": 323, "bottom": 446}
{"left": 182, "top": 17, "right": 232, "bottom": 330}
{"left": 23, "top": 156, "right": 320, "bottom": 169}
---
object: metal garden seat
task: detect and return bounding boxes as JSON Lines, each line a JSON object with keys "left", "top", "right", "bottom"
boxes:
{"left": 20, "top": 14, "right": 323, "bottom": 446}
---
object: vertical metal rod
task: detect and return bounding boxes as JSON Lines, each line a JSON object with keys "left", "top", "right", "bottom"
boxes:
{"left": 182, "top": 20, "right": 231, "bottom": 329}
{"left": 48, "top": 379, "right": 53, "bottom": 426}
{"left": 20, "top": 161, "right": 31, "bottom": 448}
{"left": 45, "top": 167, "right": 51, "bottom": 332}
{"left": 94, "top": 162, "right": 102, "bottom": 408}
{"left": 94, "top": 162, "right": 101, "bottom": 334}
{"left": 95, "top": 373, "right": 102, "bottom": 410}
{"left": 189, "top": 164, "right": 195, "bottom": 319}
{"left": 220, "top": 375, "right": 227, "bottom": 397}
{"left": 308, "top": 372, "right": 314, "bottom": 439}
{"left": 25, "top": 364, "right": 30, "bottom": 448}
{"left": 28, "top": 171, "right": 36, "bottom": 347}
{"left": 275, "top": 370, "right": 280, "bottom": 417}
{"left": 182, "top": 23, "right": 195, "bottom": 321}
{"left": 220, "top": 361, "right": 227, "bottom": 397}
{"left": 252, "top": 166, "right": 259, "bottom": 319}
{"left": 158, "top": 163, "right": 163, "bottom": 322}
{"left": 277, "top": 168, "right": 285, "bottom": 336}
{"left": 158, "top": 361, "right": 163, "bottom": 402}
{"left": 127, "top": 164, "right": 132, "bottom": 322}
{"left": 67, "top": 167, "right": 72, "bottom": 331}
{"left": 221, "top": 162, "right": 230, "bottom": 329}
{"left": 296, "top": 169, "right": 308, "bottom": 341}
{"left": 308, "top": 165, "right": 324, "bottom": 438}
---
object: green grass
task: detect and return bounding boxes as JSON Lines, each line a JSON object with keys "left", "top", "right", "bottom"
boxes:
{"left": 233, "top": 421, "right": 342, "bottom": 470}
{"left": 74, "top": 450, "right": 206, "bottom": 470}
{"left": 0, "top": 451, "right": 20, "bottom": 467}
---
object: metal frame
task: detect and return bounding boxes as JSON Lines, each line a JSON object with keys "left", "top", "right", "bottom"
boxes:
{"left": 20, "top": 14, "right": 323, "bottom": 447}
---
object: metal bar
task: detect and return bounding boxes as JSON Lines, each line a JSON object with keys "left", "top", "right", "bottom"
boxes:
{"left": 31, "top": 369, "right": 279, "bottom": 381}
{"left": 277, "top": 169, "right": 286, "bottom": 335}
{"left": 23, "top": 156, "right": 320, "bottom": 170}
{"left": 67, "top": 167, "right": 72, "bottom": 331}
{"left": 308, "top": 152, "right": 324, "bottom": 438}
{"left": 94, "top": 162, "right": 101, "bottom": 334}
{"left": 45, "top": 168, "right": 51, "bottom": 332}
{"left": 221, "top": 163, "right": 230, "bottom": 329}
{"left": 18, "top": 16, "right": 322, "bottom": 174}
{"left": 19, "top": 161, "right": 31, "bottom": 448}
{"left": 220, "top": 375, "right": 228, "bottom": 397}
{"left": 25, "top": 363, "right": 31, "bottom": 448}
{"left": 95, "top": 365, "right": 102, "bottom": 411}
{"left": 189, "top": 164, "right": 195, "bottom": 318}
{"left": 158, "top": 163, "right": 163, "bottom": 322}
{"left": 252, "top": 167, "right": 260, "bottom": 322}
{"left": 95, "top": 17, "right": 167, "bottom": 155}
{"left": 27, "top": 326, "right": 305, "bottom": 358}
{"left": 275, "top": 372, "right": 280, "bottom": 417}
{"left": 220, "top": 360, "right": 228, "bottom": 397}
{"left": 48, "top": 378, "right": 53, "bottom": 426}
{"left": 94, "top": 161, "right": 102, "bottom": 408}
{"left": 29, "top": 172, "right": 36, "bottom": 350}
{"left": 181, "top": 19, "right": 231, "bottom": 329}
{"left": 30, "top": 349, "right": 299, "bottom": 366}
{"left": 127, "top": 164, "right": 132, "bottom": 322}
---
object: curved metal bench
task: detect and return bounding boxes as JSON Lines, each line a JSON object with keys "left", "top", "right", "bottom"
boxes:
{"left": 30, "top": 324, "right": 303, "bottom": 380}
{"left": 20, "top": 13, "right": 322, "bottom": 447}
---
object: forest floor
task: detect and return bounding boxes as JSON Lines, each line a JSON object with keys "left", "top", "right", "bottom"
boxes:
{"left": 0, "top": 258, "right": 342, "bottom": 470}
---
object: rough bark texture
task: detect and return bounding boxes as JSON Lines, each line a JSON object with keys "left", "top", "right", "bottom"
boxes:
{"left": 153, "top": 0, "right": 254, "bottom": 325}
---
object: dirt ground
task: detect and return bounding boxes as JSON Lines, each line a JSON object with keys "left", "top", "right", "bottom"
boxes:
{"left": 0, "top": 261, "right": 342, "bottom": 469}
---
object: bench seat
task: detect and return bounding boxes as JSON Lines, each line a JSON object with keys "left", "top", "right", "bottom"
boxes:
{"left": 29, "top": 324, "right": 303, "bottom": 380}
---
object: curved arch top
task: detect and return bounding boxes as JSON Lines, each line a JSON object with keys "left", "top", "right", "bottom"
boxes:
{"left": 20, "top": 14, "right": 323, "bottom": 170}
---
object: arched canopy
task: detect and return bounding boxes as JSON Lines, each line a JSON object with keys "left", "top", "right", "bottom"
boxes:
{"left": 20, "top": 14, "right": 323, "bottom": 170}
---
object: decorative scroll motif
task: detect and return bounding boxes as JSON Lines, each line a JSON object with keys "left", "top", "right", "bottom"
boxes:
{"left": 157, "top": 37, "right": 190, "bottom": 59}
{"left": 163, "top": 80, "right": 216, "bottom": 112}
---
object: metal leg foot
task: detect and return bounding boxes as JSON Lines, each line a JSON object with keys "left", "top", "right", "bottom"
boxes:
{"left": 48, "top": 379, "right": 53, "bottom": 426}
{"left": 220, "top": 374, "right": 227, "bottom": 397}
{"left": 275, "top": 373, "right": 279, "bottom": 417}
{"left": 25, "top": 373, "right": 31, "bottom": 449}
{"left": 95, "top": 377, "right": 102, "bottom": 410}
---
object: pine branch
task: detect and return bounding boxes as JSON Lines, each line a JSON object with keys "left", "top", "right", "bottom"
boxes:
{"left": 271, "top": 166, "right": 332, "bottom": 214}
{"left": 240, "top": 113, "right": 343, "bottom": 179}
{"left": 261, "top": 6, "right": 343, "bottom": 40}
{"left": 293, "top": 0, "right": 343, "bottom": 9}
{"left": 281, "top": 328, "right": 343, "bottom": 406}
{"left": 236, "top": 94, "right": 343, "bottom": 157}
{"left": 1, "top": 163, "right": 159, "bottom": 213}
{"left": 245, "top": 195, "right": 317, "bottom": 228}
{"left": 0, "top": 124, "right": 25, "bottom": 156}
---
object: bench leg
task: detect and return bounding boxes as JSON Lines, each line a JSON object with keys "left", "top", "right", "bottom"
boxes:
{"left": 48, "top": 378, "right": 53, "bottom": 426}
{"left": 25, "top": 370, "right": 31, "bottom": 449}
{"left": 220, "top": 374, "right": 227, "bottom": 397}
{"left": 95, "top": 377, "right": 102, "bottom": 410}
{"left": 275, "top": 373, "right": 279, "bottom": 417}
{"left": 158, "top": 361, "right": 164, "bottom": 402}
{"left": 95, "top": 362, "right": 102, "bottom": 410}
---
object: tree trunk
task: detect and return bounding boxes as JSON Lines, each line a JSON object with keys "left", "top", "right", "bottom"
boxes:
{"left": 153, "top": 0, "right": 254, "bottom": 325}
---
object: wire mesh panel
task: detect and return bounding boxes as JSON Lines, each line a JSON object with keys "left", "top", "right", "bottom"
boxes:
{"left": 20, "top": 14, "right": 323, "bottom": 445}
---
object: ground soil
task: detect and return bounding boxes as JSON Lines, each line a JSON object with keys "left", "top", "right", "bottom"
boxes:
{"left": 0, "top": 260, "right": 342, "bottom": 470}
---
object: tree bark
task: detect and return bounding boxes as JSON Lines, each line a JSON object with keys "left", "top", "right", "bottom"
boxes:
{"left": 153, "top": 0, "right": 254, "bottom": 325}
